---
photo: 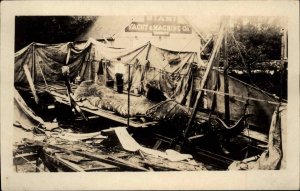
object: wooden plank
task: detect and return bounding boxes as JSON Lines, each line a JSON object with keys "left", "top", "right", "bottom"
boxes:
{"left": 193, "top": 147, "right": 233, "bottom": 170}
{"left": 55, "top": 154, "right": 85, "bottom": 172}
{"left": 66, "top": 150, "right": 147, "bottom": 172}
{"left": 25, "top": 139, "right": 148, "bottom": 172}
{"left": 107, "top": 156, "right": 149, "bottom": 172}
{"left": 13, "top": 153, "right": 38, "bottom": 165}
{"left": 84, "top": 166, "right": 117, "bottom": 171}
{"left": 140, "top": 161, "right": 180, "bottom": 171}
{"left": 59, "top": 154, "right": 90, "bottom": 163}
{"left": 80, "top": 160, "right": 118, "bottom": 171}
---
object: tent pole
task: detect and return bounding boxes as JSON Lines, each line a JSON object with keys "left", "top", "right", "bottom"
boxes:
{"left": 280, "top": 28, "right": 287, "bottom": 102}
{"left": 182, "top": 21, "right": 225, "bottom": 141}
{"left": 127, "top": 64, "right": 131, "bottom": 128}
{"left": 200, "top": 37, "right": 212, "bottom": 54}
{"left": 32, "top": 44, "right": 35, "bottom": 82}
{"left": 66, "top": 43, "right": 71, "bottom": 65}
{"left": 23, "top": 64, "right": 39, "bottom": 104}
{"left": 223, "top": 17, "right": 230, "bottom": 125}
{"left": 23, "top": 43, "right": 39, "bottom": 104}
{"left": 145, "top": 42, "right": 151, "bottom": 60}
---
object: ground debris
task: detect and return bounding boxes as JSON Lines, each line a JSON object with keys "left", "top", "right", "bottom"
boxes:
{"left": 14, "top": 125, "right": 208, "bottom": 172}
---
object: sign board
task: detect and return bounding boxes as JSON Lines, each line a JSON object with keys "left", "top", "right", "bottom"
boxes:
{"left": 125, "top": 16, "right": 192, "bottom": 35}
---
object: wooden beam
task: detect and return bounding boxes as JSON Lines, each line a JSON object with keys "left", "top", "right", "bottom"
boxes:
{"left": 32, "top": 44, "right": 35, "bottom": 82}
{"left": 55, "top": 154, "right": 85, "bottom": 172}
{"left": 183, "top": 22, "right": 225, "bottom": 140}
{"left": 199, "top": 37, "right": 212, "bottom": 53}
{"left": 107, "top": 156, "right": 149, "bottom": 171}
{"left": 223, "top": 17, "right": 230, "bottom": 125}
{"left": 24, "top": 139, "right": 148, "bottom": 171}
{"left": 127, "top": 64, "right": 131, "bottom": 128}
{"left": 13, "top": 153, "right": 38, "bottom": 165}
{"left": 23, "top": 63, "right": 39, "bottom": 104}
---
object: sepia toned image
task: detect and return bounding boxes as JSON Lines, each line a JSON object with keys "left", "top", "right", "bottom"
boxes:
{"left": 1, "top": 1, "right": 299, "bottom": 190}
{"left": 13, "top": 15, "right": 288, "bottom": 172}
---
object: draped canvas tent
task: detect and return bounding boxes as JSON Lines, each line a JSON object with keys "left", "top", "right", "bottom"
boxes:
{"left": 206, "top": 69, "right": 280, "bottom": 132}
{"left": 15, "top": 38, "right": 201, "bottom": 104}
{"left": 14, "top": 36, "right": 284, "bottom": 131}
{"left": 15, "top": 42, "right": 88, "bottom": 83}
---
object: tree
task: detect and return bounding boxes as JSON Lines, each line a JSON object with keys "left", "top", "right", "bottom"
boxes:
{"left": 224, "top": 17, "right": 287, "bottom": 99}
{"left": 15, "top": 16, "right": 97, "bottom": 51}
{"left": 226, "top": 17, "right": 283, "bottom": 71}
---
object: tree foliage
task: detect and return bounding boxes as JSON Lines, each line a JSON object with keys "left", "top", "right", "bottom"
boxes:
{"left": 225, "top": 17, "right": 287, "bottom": 99}
{"left": 201, "top": 17, "right": 287, "bottom": 98}
{"left": 225, "top": 17, "right": 283, "bottom": 70}
{"left": 15, "top": 16, "right": 97, "bottom": 51}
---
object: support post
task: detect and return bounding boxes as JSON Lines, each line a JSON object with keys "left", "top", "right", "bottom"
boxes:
{"left": 145, "top": 42, "right": 151, "bottom": 60}
{"left": 223, "top": 17, "right": 230, "bottom": 125}
{"left": 182, "top": 22, "right": 225, "bottom": 140}
{"left": 280, "top": 28, "right": 288, "bottom": 101}
{"left": 32, "top": 44, "right": 35, "bottom": 82}
{"left": 23, "top": 64, "right": 39, "bottom": 104}
{"left": 127, "top": 64, "right": 131, "bottom": 128}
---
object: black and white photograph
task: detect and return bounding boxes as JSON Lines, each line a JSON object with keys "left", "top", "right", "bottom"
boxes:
{"left": 1, "top": 1, "right": 299, "bottom": 190}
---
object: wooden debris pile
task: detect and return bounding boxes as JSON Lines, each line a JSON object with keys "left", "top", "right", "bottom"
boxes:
{"left": 13, "top": 126, "right": 207, "bottom": 172}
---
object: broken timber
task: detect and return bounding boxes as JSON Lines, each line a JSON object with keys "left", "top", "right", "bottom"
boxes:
{"left": 24, "top": 138, "right": 149, "bottom": 171}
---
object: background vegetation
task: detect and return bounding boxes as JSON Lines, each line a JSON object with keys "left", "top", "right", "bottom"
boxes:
{"left": 15, "top": 16, "right": 97, "bottom": 51}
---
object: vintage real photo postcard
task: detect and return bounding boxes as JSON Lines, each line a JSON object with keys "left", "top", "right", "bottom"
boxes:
{"left": 1, "top": 0, "right": 299, "bottom": 190}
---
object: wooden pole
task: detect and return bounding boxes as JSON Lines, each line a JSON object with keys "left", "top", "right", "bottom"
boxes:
{"left": 280, "top": 28, "right": 285, "bottom": 62}
{"left": 23, "top": 64, "right": 39, "bottom": 104}
{"left": 127, "top": 64, "right": 131, "bottom": 128}
{"left": 145, "top": 42, "right": 151, "bottom": 60}
{"left": 280, "top": 28, "right": 287, "bottom": 102}
{"left": 223, "top": 17, "right": 230, "bottom": 125}
{"left": 182, "top": 21, "right": 225, "bottom": 140}
{"left": 32, "top": 44, "right": 35, "bottom": 82}
{"left": 103, "top": 60, "right": 107, "bottom": 85}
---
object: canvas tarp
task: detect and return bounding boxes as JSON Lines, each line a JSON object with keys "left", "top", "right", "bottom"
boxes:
{"left": 90, "top": 38, "right": 199, "bottom": 103}
{"left": 14, "top": 88, "right": 44, "bottom": 130}
{"left": 228, "top": 104, "right": 287, "bottom": 170}
{"left": 255, "top": 104, "right": 286, "bottom": 169}
{"left": 206, "top": 69, "right": 280, "bottom": 132}
{"left": 15, "top": 42, "right": 91, "bottom": 83}
{"left": 15, "top": 38, "right": 201, "bottom": 104}
{"left": 14, "top": 88, "right": 59, "bottom": 131}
